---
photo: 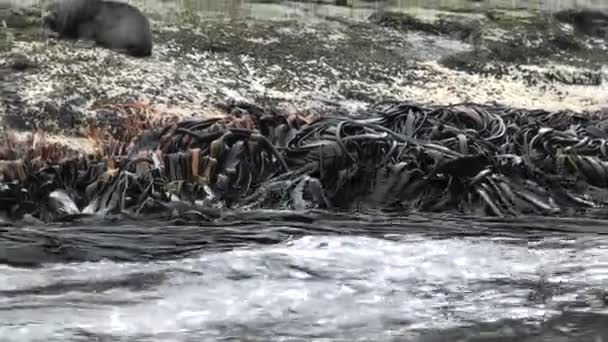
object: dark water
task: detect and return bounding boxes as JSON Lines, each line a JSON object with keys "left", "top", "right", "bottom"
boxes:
{"left": 1, "top": 211, "right": 608, "bottom": 341}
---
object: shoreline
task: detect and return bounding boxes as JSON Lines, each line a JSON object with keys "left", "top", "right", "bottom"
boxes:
{"left": 2, "top": 2, "right": 606, "bottom": 133}
{"left": 0, "top": 1, "right": 607, "bottom": 223}
{"left": 0, "top": 100, "right": 607, "bottom": 224}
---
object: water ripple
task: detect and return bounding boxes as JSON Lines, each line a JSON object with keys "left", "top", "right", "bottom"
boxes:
{"left": 0, "top": 212, "right": 608, "bottom": 341}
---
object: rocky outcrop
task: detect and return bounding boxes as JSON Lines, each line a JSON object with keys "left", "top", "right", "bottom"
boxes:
{"left": 554, "top": 8, "right": 608, "bottom": 38}
{"left": 0, "top": 1, "right": 606, "bottom": 148}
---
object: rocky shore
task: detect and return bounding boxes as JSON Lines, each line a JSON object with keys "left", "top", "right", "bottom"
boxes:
{"left": 1, "top": 0, "right": 606, "bottom": 151}
{"left": 0, "top": 1, "right": 607, "bottom": 223}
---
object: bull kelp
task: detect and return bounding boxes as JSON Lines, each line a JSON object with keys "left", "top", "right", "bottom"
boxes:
{"left": 1, "top": 100, "right": 608, "bottom": 224}
{"left": 1, "top": 2, "right": 607, "bottom": 224}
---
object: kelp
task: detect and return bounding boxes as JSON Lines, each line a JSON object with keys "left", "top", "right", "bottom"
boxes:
{"left": 2, "top": 100, "right": 608, "bottom": 223}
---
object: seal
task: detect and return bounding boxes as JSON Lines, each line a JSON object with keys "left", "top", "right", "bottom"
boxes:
{"left": 43, "top": 0, "right": 153, "bottom": 57}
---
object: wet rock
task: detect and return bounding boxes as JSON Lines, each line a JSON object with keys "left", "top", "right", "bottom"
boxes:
{"left": 3, "top": 53, "right": 37, "bottom": 71}
{"left": 48, "top": 190, "right": 81, "bottom": 217}
{"left": 369, "top": 11, "right": 482, "bottom": 42}
{"left": 0, "top": 6, "right": 42, "bottom": 29}
{"left": 554, "top": 9, "right": 608, "bottom": 38}
{"left": 0, "top": 1, "right": 606, "bottom": 147}
{"left": 3, "top": 101, "right": 86, "bottom": 134}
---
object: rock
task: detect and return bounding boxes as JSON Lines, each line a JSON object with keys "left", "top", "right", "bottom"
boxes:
{"left": 0, "top": 0, "right": 606, "bottom": 152}
{"left": 0, "top": 7, "right": 41, "bottom": 29}
{"left": 48, "top": 190, "right": 81, "bottom": 216}
{"left": 6, "top": 53, "right": 36, "bottom": 71}
{"left": 554, "top": 9, "right": 608, "bottom": 38}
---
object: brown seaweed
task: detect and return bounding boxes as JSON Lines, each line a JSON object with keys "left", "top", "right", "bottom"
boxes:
{"left": 2, "top": 100, "right": 608, "bottom": 223}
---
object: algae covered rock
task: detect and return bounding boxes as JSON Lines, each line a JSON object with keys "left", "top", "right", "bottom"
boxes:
{"left": 0, "top": 0, "right": 606, "bottom": 151}
{"left": 554, "top": 8, "right": 608, "bottom": 38}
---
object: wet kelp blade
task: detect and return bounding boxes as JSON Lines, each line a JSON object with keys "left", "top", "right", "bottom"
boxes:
{"left": 2, "top": 101, "right": 608, "bottom": 222}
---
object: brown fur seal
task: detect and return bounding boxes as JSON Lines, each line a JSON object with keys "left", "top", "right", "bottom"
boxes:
{"left": 43, "top": 0, "right": 153, "bottom": 57}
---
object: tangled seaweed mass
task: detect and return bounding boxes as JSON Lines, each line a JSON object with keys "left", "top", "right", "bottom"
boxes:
{"left": 3, "top": 100, "right": 608, "bottom": 223}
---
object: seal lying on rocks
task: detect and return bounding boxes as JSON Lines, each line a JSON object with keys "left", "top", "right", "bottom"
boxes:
{"left": 43, "top": 0, "right": 153, "bottom": 57}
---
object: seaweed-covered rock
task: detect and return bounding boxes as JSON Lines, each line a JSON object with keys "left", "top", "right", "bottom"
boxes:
{"left": 0, "top": 1, "right": 606, "bottom": 154}
{"left": 369, "top": 10, "right": 483, "bottom": 42}
{"left": 554, "top": 9, "right": 608, "bottom": 38}
{"left": 0, "top": 6, "right": 42, "bottom": 29}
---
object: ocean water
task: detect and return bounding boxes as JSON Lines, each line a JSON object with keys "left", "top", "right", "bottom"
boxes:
{"left": 1, "top": 212, "right": 608, "bottom": 341}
